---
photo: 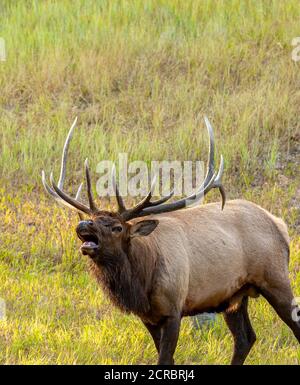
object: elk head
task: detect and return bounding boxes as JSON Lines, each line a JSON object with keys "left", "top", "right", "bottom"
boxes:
{"left": 41, "top": 117, "right": 225, "bottom": 262}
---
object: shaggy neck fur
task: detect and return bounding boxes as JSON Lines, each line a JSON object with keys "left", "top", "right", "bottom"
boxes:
{"left": 89, "top": 238, "right": 158, "bottom": 316}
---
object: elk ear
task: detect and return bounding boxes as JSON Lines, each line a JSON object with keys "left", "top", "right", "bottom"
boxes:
{"left": 130, "top": 220, "right": 159, "bottom": 238}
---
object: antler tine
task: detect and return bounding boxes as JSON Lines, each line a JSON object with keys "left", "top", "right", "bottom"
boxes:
{"left": 42, "top": 170, "right": 61, "bottom": 201}
{"left": 50, "top": 173, "right": 92, "bottom": 215}
{"left": 75, "top": 182, "right": 84, "bottom": 201}
{"left": 203, "top": 115, "right": 215, "bottom": 188}
{"left": 146, "top": 190, "right": 175, "bottom": 207}
{"left": 121, "top": 176, "right": 157, "bottom": 221}
{"left": 42, "top": 117, "right": 78, "bottom": 202}
{"left": 85, "top": 158, "right": 98, "bottom": 212}
{"left": 112, "top": 165, "right": 126, "bottom": 214}
{"left": 75, "top": 182, "right": 85, "bottom": 220}
{"left": 42, "top": 169, "right": 86, "bottom": 212}
{"left": 202, "top": 117, "right": 225, "bottom": 209}
{"left": 58, "top": 117, "right": 77, "bottom": 189}
{"left": 205, "top": 154, "right": 226, "bottom": 209}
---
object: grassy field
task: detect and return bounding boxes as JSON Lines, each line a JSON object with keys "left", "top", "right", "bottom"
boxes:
{"left": 0, "top": 0, "right": 300, "bottom": 364}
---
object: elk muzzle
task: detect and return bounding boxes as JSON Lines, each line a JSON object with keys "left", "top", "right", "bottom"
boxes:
{"left": 76, "top": 220, "right": 99, "bottom": 258}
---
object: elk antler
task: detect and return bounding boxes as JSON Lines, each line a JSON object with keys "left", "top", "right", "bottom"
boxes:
{"left": 42, "top": 116, "right": 225, "bottom": 220}
{"left": 115, "top": 116, "right": 226, "bottom": 220}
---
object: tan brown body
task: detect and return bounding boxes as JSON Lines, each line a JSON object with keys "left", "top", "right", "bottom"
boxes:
{"left": 131, "top": 199, "right": 290, "bottom": 324}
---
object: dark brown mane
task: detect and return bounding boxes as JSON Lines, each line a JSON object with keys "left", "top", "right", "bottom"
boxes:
{"left": 88, "top": 237, "right": 158, "bottom": 316}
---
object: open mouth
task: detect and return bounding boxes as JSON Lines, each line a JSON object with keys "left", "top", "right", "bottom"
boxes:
{"left": 78, "top": 233, "right": 99, "bottom": 256}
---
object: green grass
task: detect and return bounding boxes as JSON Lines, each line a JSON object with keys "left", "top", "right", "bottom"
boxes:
{"left": 0, "top": 0, "right": 299, "bottom": 364}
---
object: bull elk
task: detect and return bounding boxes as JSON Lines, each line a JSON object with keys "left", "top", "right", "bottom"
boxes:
{"left": 42, "top": 117, "right": 300, "bottom": 365}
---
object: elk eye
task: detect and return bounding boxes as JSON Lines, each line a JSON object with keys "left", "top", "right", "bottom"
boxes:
{"left": 112, "top": 226, "right": 122, "bottom": 233}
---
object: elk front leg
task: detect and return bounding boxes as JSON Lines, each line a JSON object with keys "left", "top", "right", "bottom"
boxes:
{"left": 143, "top": 321, "right": 161, "bottom": 353}
{"left": 158, "top": 314, "right": 181, "bottom": 365}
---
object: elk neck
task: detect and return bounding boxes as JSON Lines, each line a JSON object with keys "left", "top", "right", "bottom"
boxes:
{"left": 88, "top": 237, "right": 158, "bottom": 316}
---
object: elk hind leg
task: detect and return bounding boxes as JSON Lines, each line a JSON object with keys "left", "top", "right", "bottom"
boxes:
{"left": 261, "top": 281, "right": 300, "bottom": 343}
{"left": 223, "top": 296, "right": 256, "bottom": 365}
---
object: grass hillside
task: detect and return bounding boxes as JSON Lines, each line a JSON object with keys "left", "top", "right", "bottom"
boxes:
{"left": 0, "top": 0, "right": 299, "bottom": 364}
